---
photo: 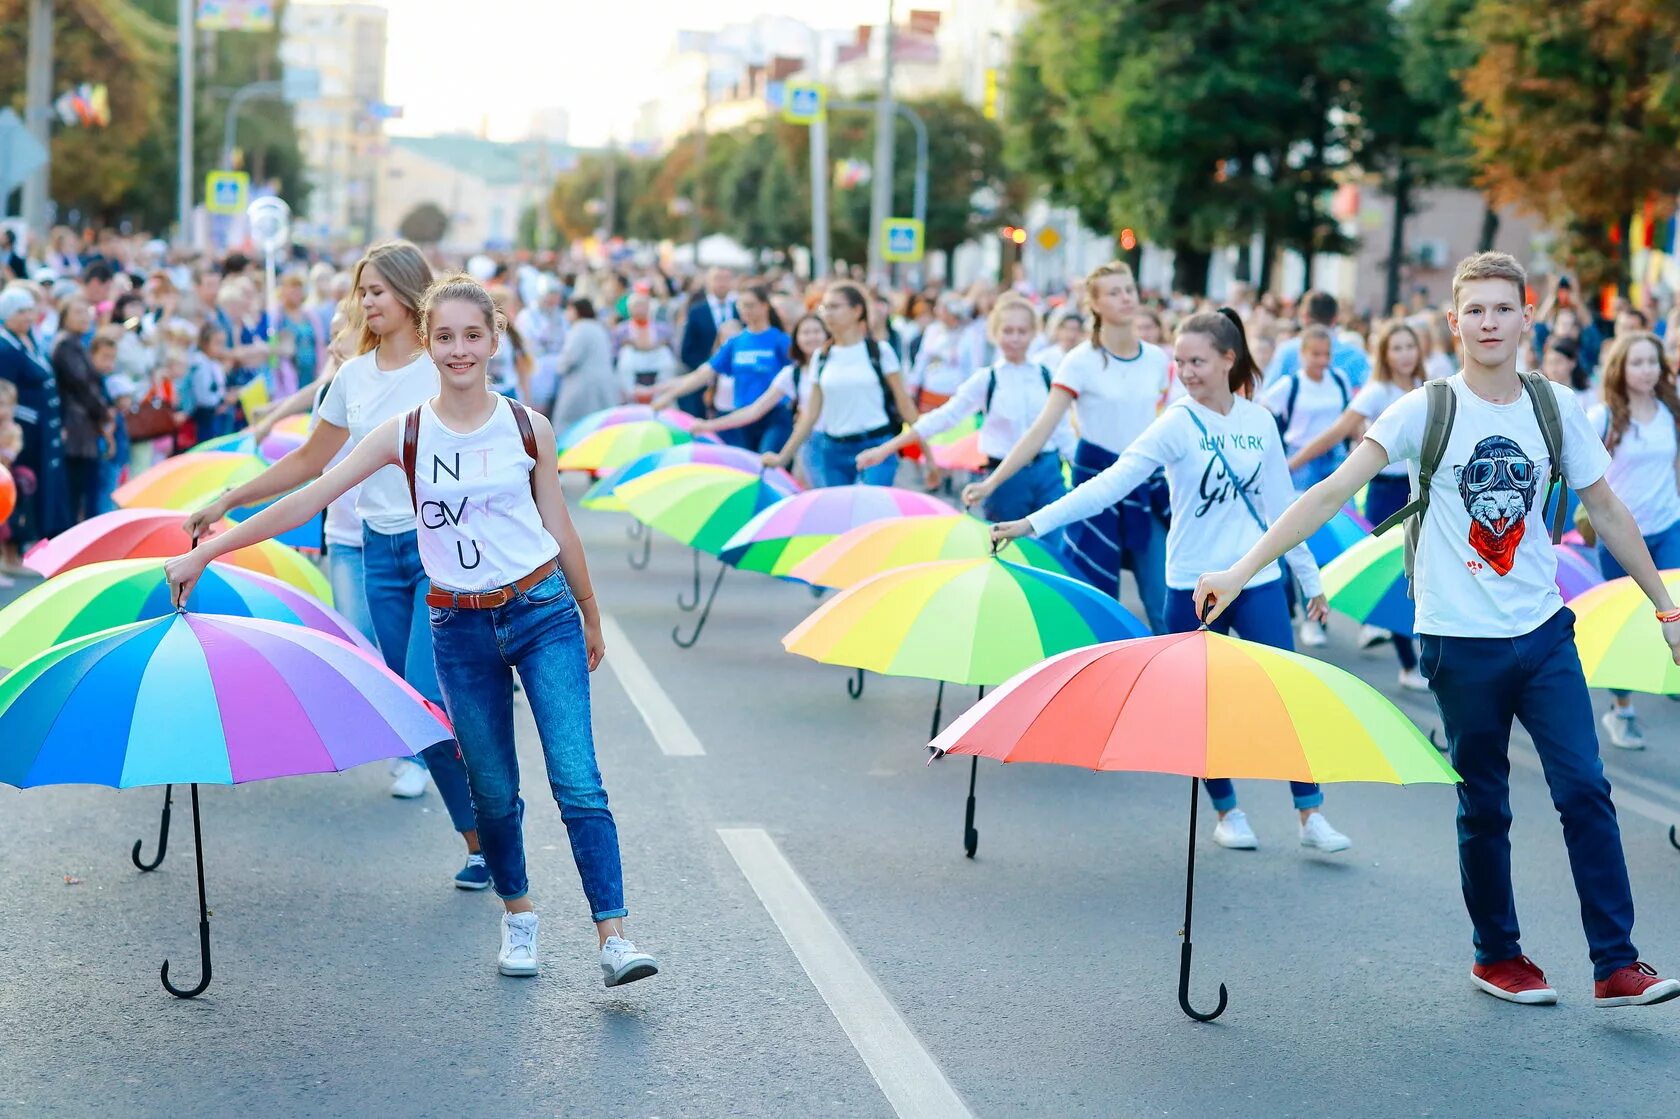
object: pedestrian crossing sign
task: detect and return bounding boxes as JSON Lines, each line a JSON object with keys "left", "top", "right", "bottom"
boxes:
{"left": 204, "top": 171, "right": 249, "bottom": 215}
{"left": 781, "top": 82, "right": 827, "bottom": 126}
{"left": 881, "top": 218, "right": 924, "bottom": 263}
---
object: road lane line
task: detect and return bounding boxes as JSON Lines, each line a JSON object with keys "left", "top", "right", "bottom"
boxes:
{"left": 1509, "top": 747, "right": 1680, "bottom": 829}
{"left": 717, "top": 827, "right": 975, "bottom": 1119}
{"left": 599, "top": 612, "right": 705, "bottom": 756}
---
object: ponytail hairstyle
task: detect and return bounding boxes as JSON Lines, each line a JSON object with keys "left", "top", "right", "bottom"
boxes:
{"left": 1601, "top": 331, "right": 1680, "bottom": 455}
{"left": 349, "top": 240, "right": 433, "bottom": 355}
{"left": 418, "top": 272, "right": 504, "bottom": 345}
{"left": 1082, "top": 261, "right": 1136, "bottom": 365}
{"left": 1177, "top": 308, "right": 1259, "bottom": 397}
{"left": 739, "top": 281, "right": 784, "bottom": 332}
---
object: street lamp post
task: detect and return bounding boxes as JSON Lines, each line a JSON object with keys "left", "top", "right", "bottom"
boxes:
{"left": 865, "top": 0, "right": 897, "bottom": 283}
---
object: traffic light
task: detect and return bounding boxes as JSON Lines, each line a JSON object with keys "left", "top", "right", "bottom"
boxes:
{"left": 1119, "top": 227, "right": 1137, "bottom": 251}
{"left": 1000, "top": 225, "right": 1018, "bottom": 241}
{"left": 1011, "top": 227, "right": 1027, "bottom": 245}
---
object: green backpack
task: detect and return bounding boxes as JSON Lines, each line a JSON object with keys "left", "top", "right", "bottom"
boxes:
{"left": 1371, "top": 372, "right": 1568, "bottom": 598}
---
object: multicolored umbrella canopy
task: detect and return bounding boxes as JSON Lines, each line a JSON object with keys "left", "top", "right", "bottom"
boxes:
{"left": 789, "top": 514, "right": 1068, "bottom": 590}
{"left": 189, "top": 429, "right": 307, "bottom": 463}
{"left": 614, "top": 464, "right": 797, "bottom": 555}
{"left": 581, "top": 444, "right": 799, "bottom": 512}
{"left": 1324, "top": 531, "right": 1602, "bottom": 635}
{"left": 721, "top": 485, "right": 952, "bottom": 577}
{"left": 555, "top": 404, "right": 698, "bottom": 453}
{"left": 783, "top": 557, "right": 1148, "bottom": 686}
{"left": 1305, "top": 508, "right": 1371, "bottom": 568}
{"left": 0, "top": 613, "right": 447, "bottom": 789}
{"left": 113, "top": 451, "right": 267, "bottom": 511}
{"left": 930, "top": 432, "right": 987, "bottom": 473}
{"left": 1571, "top": 570, "right": 1680, "bottom": 694}
{"left": 557, "top": 420, "right": 711, "bottom": 475}
{"left": 0, "top": 558, "right": 371, "bottom": 671}
{"left": 929, "top": 630, "right": 1459, "bottom": 784}
{"left": 272, "top": 414, "right": 309, "bottom": 438}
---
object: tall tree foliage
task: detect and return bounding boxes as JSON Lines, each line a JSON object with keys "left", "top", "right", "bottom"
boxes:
{"left": 1462, "top": 0, "right": 1680, "bottom": 294}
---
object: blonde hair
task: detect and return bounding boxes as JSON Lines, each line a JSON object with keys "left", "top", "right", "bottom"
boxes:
{"left": 419, "top": 273, "right": 503, "bottom": 343}
{"left": 1082, "top": 261, "right": 1135, "bottom": 343}
{"left": 349, "top": 240, "right": 433, "bottom": 355}
{"left": 987, "top": 293, "right": 1041, "bottom": 344}
{"left": 1451, "top": 251, "right": 1526, "bottom": 310}
{"left": 1299, "top": 323, "right": 1334, "bottom": 351}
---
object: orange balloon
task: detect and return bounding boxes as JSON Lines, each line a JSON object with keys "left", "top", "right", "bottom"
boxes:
{"left": 0, "top": 463, "right": 14, "bottom": 522}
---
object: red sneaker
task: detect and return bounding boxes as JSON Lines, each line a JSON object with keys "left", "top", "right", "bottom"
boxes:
{"left": 1594, "top": 962, "right": 1680, "bottom": 1007}
{"left": 1471, "top": 956, "right": 1558, "bottom": 1005}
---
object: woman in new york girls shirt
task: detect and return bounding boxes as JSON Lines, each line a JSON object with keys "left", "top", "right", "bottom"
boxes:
{"left": 993, "top": 309, "right": 1354, "bottom": 854}
{"left": 169, "top": 276, "right": 659, "bottom": 988}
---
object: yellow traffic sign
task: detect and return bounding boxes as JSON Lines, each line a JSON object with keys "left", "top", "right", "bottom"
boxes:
{"left": 781, "top": 82, "right": 827, "bottom": 126}
{"left": 881, "top": 218, "right": 924, "bottom": 264}
{"left": 204, "top": 171, "right": 249, "bottom": 215}
{"left": 1035, "top": 226, "right": 1062, "bottom": 252}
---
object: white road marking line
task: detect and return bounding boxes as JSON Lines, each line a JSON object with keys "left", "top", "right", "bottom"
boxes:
{"left": 1509, "top": 747, "right": 1680, "bottom": 829}
{"left": 718, "top": 827, "right": 975, "bottom": 1119}
{"left": 599, "top": 612, "right": 705, "bottom": 757}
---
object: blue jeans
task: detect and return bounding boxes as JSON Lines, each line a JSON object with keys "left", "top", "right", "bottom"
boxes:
{"left": 1289, "top": 445, "right": 1345, "bottom": 491}
{"left": 1064, "top": 441, "right": 1168, "bottom": 633}
{"left": 1420, "top": 608, "right": 1637, "bottom": 979}
{"left": 326, "top": 542, "right": 377, "bottom": 642}
{"left": 1165, "top": 582, "right": 1324, "bottom": 812}
{"left": 360, "top": 524, "right": 477, "bottom": 834}
{"left": 429, "top": 570, "right": 627, "bottom": 919}
{"left": 1363, "top": 473, "right": 1417, "bottom": 670}
{"left": 811, "top": 430, "right": 898, "bottom": 487}
{"left": 720, "top": 405, "right": 794, "bottom": 456}
{"left": 985, "top": 451, "right": 1069, "bottom": 555}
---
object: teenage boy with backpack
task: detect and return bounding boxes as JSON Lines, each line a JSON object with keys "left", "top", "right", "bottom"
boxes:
{"left": 1195, "top": 252, "right": 1680, "bottom": 1008}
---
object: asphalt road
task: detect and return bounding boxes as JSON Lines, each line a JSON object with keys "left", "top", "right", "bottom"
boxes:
{"left": 4, "top": 483, "right": 1680, "bottom": 1119}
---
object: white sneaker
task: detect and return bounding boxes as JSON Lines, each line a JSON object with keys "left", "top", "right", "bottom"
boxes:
{"left": 600, "top": 935, "right": 659, "bottom": 987}
{"left": 1299, "top": 620, "right": 1328, "bottom": 648}
{"left": 498, "top": 911, "right": 539, "bottom": 977}
{"left": 390, "top": 758, "right": 430, "bottom": 799}
{"left": 1300, "top": 812, "right": 1352, "bottom": 853}
{"left": 1397, "top": 667, "right": 1429, "bottom": 692}
{"left": 1358, "top": 625, "right": 1391, "bottom": 649}
{"left": 1601, "top": 709, "right": 1647, "bottom": 750}
{"left": 1212, "top": 808, "right": 1258, "bottom": 850}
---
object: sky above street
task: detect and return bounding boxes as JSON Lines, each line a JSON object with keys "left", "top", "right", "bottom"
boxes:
{"left": 383, "top": 0, "right": 897, "bottom": 147}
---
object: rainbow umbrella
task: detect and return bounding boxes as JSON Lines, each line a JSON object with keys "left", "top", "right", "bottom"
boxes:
{"left": 1553, "top": 544, "right": 1604, "bottom": 602}
{"left": 556, "top": 404, "right": 698, "bottom": 453}
{"left": 929, "top": 413, "right": 981, "bottom": 446}
{"left": 113, "top": 451, "right": 267, "bottom": 511}
{"left": 789, "top": 514, "right": 1067, "bottom": 590}
{"left": 189, "top": 429, "right": 307, "bottom": 463}
{"left": 557, "top": 420, "right": 710, "bottom": 475}
{"left": 581, "top": 443, "right": 799, "bottom": 513}
{"left": 615, "top": 464, "right": 800, "bottom": 647}
{"left": 273, "top": 414, "right": 309, "bottom": 438}
{"left": 925, "top": 414, "right": 987, "bottom": 472}
{"left": 0, "top": 612, "right": 449, "bottom": 997}
{"left": 1571, "top": 570, "right": 1680, "bottom": 696}
{"left": 720, "top": 485, "right": 952, "bottom": 579}
{"left": 929, "top": 630, "right": 1457, "bottom": 1021}
{"left": 0, "top": 558, "right": 372, "bottom": 671}
{"left": 1305, "top": 507, "right": 1371, "bottom": 568}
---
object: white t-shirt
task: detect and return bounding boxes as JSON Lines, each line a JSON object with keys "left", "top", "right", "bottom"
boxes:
{"left": 1350, "top": 380, "right": 1409, "bottom": 478}
{"left": 1051, "top": 340, "right": 1176, "bottom": 453}
{"left": 1588, "top": 401, "right": 1680, "bottom": 536}
{"left": 766, "top": 362, "right": 815, "bottom": 416}
{"left": 317, "top": 350, "right": 441, "bottom": 535}
{"left": 617, "top": 345, "right": 677, "bottom": 401}
{"left": 312, "top": 379, "right": 364, "bottom": 548}
{"left": 1260, "top": 368, "right": 1351, "bottom": 461}
{"left": 813, "top": 340, "right": 902, "bottom": 437}
{"left": 1365, "top": 375, "right": 1610, "bottom": 638}
{"left": 913, "top": 361, "right": 1077, "bottom": 462}
{"left": 1028, "top": 397, "right": 1321, "bottom": 595}
{"left": 409, "top": 400, "right": 560, "bottom": 592}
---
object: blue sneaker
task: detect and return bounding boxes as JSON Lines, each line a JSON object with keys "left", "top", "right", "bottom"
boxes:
{"left": 454, "top": 853, "right": 491, "bottom": 891}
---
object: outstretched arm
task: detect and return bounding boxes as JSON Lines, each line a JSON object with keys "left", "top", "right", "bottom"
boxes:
{"left": 1287, "top": 406, "right": 1365, "bottom": 472}
{"left": 961, "top": 387, "right": 1074, "bottom": 507}
{"left": 528, "top": 411, "right": 605, "bottom": 672}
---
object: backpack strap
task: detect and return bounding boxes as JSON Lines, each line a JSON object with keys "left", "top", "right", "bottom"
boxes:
{"left": 507, "top": 397, "right": 539, "bottom": 464}
{"left": 863, "top": 336, "right": 901, "bottom": 426}
{"left": 1281, "top": 375, "right": 1300, "bottom": 432}
{"left": 1518, "top": 370, "right": 1569, "bottom": 544}
{"left": 1373, "top": 379, "right": 1455, "bottom": 599}
{"left": 984, "top": 367, "right": 998, "bottom": 413}
{"left": 402, "top": 405, "right": 422, "bottom": 512}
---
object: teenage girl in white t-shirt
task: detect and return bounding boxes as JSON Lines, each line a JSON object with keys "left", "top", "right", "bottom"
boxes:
{"left": 696, "top": 312, "right": 829, "bottom": 485}
{"left": 1591, "top": 332, "right": 1680, "bottom": 748}
{"left": 992, "top": 309, "right": 1352, "bottom": 854}
{"left": 182, "top": 242, "right": 484, "bottom": 883}
{"left": 1287, "top": 320, "right": 1429, "bottom": 690}
{"left": 169, "top": 275, "right": 659, "bottom": 988}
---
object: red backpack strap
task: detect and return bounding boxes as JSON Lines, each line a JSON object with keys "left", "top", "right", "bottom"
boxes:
{"left": 506, "top": 397, "right": 540, "bottom": 495}
{"left": 401, "top": 405, "right": 422, "bottom": 511}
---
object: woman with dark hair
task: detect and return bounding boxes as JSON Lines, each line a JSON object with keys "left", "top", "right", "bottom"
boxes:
{"left": 993, "top": 309, "right": 1352, "bottom": 854}
{"left": 551, "top": 296, "right": 617, "bottom": 429}
{"left": 50, "top": 295, "right": 109, "bottom": 524}
{"left": 1542, "top": 334, "right": 1596, "bottom": 410}
{"left": 652, "top": 283, "right": 791, "bottom": 452}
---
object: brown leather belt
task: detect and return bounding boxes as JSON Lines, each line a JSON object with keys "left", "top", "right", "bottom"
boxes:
{"left": 425, "top": 558, "right": 560, "bottom": 610}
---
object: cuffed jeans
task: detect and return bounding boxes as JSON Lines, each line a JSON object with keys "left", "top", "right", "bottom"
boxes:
{"left": 429, "top": 569, "right": 627, "bottom": 920}
{"left": 1165, "top": 582, "right": 1324, "bottom": 812}
{"left": 1420, "top": 608, "right": 1638, "bottom": 979}
{"left": 361, "top": 524, "right": 477, "bottom": 834}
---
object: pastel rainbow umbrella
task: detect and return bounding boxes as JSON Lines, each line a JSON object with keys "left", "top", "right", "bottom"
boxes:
{"left": 581, "top": 443, "right": 799, "bottom": 513}
{"left": 113, "top": 451, "right": 267, "bottom": 511}
{"left": 272, "top": 413, "right": 309, "bottom": 438}
{"left": 929, "top": 629, "right": 1458, "bottom": 1022}
{"left": 557, "top": 420, "right": 711, "bottom": 475}
{"left": 1571, "top": 570, "right": 1680, "bottom": 696}
{"left": 0, "top": 612, "right": 450, "bottom": 998}
{"left": 0, "top": 558, "right": 372, "bottom": 671}
{"left": 555, "top": 404, "right": 698, "bottom": 453}
{"left": 1304, "top": 507, "right": 1371, "bottom": 567}
{"left": 925, "top": 414, "right": 986, "bottom": 472}
{"left": 189, "top": 428, "right": 307, "bottom": 463}
{"left": 789, "top": 514, "right": 1067, "bottom": 590}
{"left": 615, "top": 464, "right": 801, "bottom": 647}
{"left": 720, "top": 485, "right": 952, "bottom": 579}
{"left": 784, "top": 556, "right": 1149, "bottom": 858}
{"left": 21, "top": 508, "right": 332, "bottom": 604}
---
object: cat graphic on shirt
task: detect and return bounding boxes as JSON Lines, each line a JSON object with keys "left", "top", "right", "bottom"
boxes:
{"left": 1454, "top": 435, "right": 1537, "bottom": 577}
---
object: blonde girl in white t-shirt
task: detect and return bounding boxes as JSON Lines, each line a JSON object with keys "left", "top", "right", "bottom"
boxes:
{"left": 169, "top": 275, "right": 659, "bottom": 988}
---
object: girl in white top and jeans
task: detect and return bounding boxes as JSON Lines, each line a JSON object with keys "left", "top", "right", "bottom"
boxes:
{"left": 169, "top": 275, "right": 659, "bottom": 987}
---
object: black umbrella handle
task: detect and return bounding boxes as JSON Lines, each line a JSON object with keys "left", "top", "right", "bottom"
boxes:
{"left": 1178, "top": 777, "right": 1229, "bottom": 1022}
{"left": 131, "top": 784, "right": 173, "bottom": 872}
{"left": 160, "top": 785, "right": 213, "bottom": 999}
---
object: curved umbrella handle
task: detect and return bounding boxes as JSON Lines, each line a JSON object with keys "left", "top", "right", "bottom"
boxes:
{"left": 847, "top": 669, "right": 866, "bottom": 700}
{"left": 131, "top": 785, "right": 173, "bottom": 872}
{"left": 1177, "top": 942, "right": 1228, "bottom": 1022}
{"left": 1669, "top": 825, "right": 1679, "bottom": 852}
{"left": 161, "top": 918, "right": 212, "bottom": 999}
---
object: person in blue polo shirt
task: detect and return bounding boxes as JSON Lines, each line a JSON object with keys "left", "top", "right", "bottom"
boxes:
{"left": 1267, "top": 290, "right": 1371, "bottom": 388}
{"left": 654, "top": 282, "right": 790, "bottom": 453}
